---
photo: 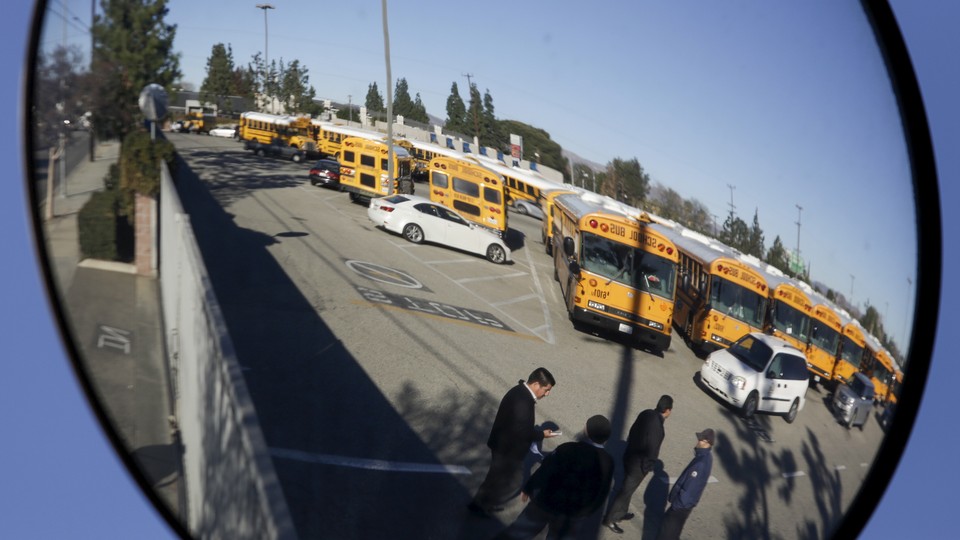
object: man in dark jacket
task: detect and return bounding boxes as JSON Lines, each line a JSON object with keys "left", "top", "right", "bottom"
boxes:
{"left": 656, "top": 429, "right": 715, "bottom": 540}
{"left": 603, "top": 394, "right": 673, "bottom": 534}
{"left": 469, "top": 368, "right": 558, "bottom": 515}
{"left": 493, "top": 415, "right": 615, "bottom": 539}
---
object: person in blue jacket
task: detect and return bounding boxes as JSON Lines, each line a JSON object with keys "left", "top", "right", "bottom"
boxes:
{"left": 656, "top": 429, "right": 715, "bottom": 540}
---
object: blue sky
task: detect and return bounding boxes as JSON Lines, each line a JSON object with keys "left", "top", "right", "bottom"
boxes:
{"left": 4, "top": 1, "right": 955, "bottom": 538}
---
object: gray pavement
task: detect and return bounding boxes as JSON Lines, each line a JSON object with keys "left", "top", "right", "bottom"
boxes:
{"left": 39, "top": 138, "right": 183, "bottom": 524}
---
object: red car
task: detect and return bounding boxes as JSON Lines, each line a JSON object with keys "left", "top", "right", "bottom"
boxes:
{"left": 308, "top": 159, "right": 341, "bottom": 188}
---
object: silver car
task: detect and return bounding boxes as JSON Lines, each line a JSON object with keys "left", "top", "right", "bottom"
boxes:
{"left": 831, "top": 372, "right": 875, "bottom": 430}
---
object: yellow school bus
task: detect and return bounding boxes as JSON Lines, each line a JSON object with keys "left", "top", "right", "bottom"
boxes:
{"left": 864, "top": 335, "right": 895, "bottom": 405}
{"left": 310, "top": 120, "right": 384, "bottom": 159}
{"left": 541, "top": 186, "right": 585, "bottom": 255}
{"left": 426, "top": 155, "right": 508, "bottom": 236}
{"left": 661, "top": 226, "right": 768, "bottom": 355}
{"left": 888, "top": 366, "right": 903, "bottom": 405}
{"left": 761, "top": 269, "right": 812, "bottom": 352}
{"left": 551, "top": 193, "right": 678, "bottom": 352}
{"left": 803, "top": 289, "right": 843, "bottom": 384}
{"left": 833, "top": 315, "right": 868, "bottom": 384}
{"left": 239, "top": 112, "right": 317, "bottom": 153}
{"left": 338, "top": 137, "right": 415, "bottom": 201}
{"left": 474, "top": 156, "right": 562, "bottom": 207}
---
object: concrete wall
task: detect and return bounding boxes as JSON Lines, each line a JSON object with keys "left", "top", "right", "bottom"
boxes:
{"left": 159, "top": 162, "right": 297, "bottom": 540}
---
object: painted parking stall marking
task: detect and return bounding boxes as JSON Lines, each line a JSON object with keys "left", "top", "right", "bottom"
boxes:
{"left": 355, "top": 286, "right": 514, "bottom": 332}
{"left": 346, "top": 259, "right": 423, "bottom": 289}
{"left": 97, "top": 324, "right": 132, "bottom": 354}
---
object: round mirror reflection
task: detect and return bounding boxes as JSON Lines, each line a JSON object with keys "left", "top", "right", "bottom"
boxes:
{"left": 25, "top": 1, "right": 939, "bottom": 539}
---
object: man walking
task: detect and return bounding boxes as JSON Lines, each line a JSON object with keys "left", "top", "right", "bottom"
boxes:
{"left": 469, "top": 368, "right": 558, "bottom": 515}
{"left": 493, "top": 415, "right": 615, "bottom": 539}
{"left": 656, "top": 429, "right": 715, "bottom": 540}
{"left": 603, "top": 394, "right": 673, "bottom": 534}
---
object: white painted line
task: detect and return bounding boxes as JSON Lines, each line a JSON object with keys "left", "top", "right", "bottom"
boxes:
{"left": 782, "top": 471, "right": 807, "bottom": 478}
{"left": 523, "top": 242, "right": 556, "bottom": 345}
{"left": 861, "top": 463, "right": 870, "bottom": 468}
{"left": 270, "top": 447, "right": 472, "bottom": 475}
{"left": 491, "top": 294, "right": 540, "bottom": 307}
{"left": 835, "top": 465, "right": 847, "bottom": 471}
{"left": 456, "top": 272, "right": 528, "bottom": 284}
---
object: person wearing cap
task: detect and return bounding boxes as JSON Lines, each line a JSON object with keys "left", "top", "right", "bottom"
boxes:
{"left": 656, "top": 429, "right": 715, "bottom": 540}
{"left": 603, "top": 394, "right": 673, "bottom": 534}
{"left": 493, "top": 415, "right": 615, "bottom": 539}
{"left": 469, "top": 368, "right": 559, "bottom": 516}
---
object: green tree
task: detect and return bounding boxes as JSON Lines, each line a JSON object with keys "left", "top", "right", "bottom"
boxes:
{"left": 682, "top": 198, "right": 713, "bottom": 235}
{"left": 232, "top": 63, "right": 257, "bottom": 103}
{"left": 200, "top": 43, "right": 236, "bottom": 114}
{"left": 90, "top": 0, "right": 181, "bottom": 139}
{"left": 393, "top": 78, "right": 415, "bottom": 119}
{"left": 745, "top": 208, "right": 765, "bottom": 259}
{"left": 499, "top": 120, "right": 563, "bottom": 170}
{"left": 366, "top": 82, "right": 385, "bottom": 113}
{"left": 600, "top": 158, "right": 650, "bottom": 206}
{"left": 445, "top": 82, "right": 467, "bottom": 134}
{"left": 480, "top": 89, "right": 502, "bottom": 147}
{"left": 279, "top": 59, "right": 317, "bottom": 114}
{"left": 766, "top": 235, "right": 791, "bottom": 273}
{"left": 410, "top": 93, "right": 429, "bottom": 123}
{"left": 466, "top": 83, "right": 483, "bottom": 138}
{"left": 718, "top": 214, "right": 750, "bottom": 252}
{"left": 34, "top": 45, "right": 89, "bottom": 149}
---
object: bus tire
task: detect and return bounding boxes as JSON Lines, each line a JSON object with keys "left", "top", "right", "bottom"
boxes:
{"left": 486, "top": 244, "right": 507, "bottom": 264}
{"left": 403, "top": 223, "right": 424, "bottom": 244}
{"left": 741, "top": 392, "right": 759, "bottom": 419}
{"left": 784, "top": 398, "right": 799, "bottom": 424}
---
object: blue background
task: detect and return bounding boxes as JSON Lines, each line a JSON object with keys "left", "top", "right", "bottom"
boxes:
{"left": 1, "top": 1, "right": 954, "bottom": 538}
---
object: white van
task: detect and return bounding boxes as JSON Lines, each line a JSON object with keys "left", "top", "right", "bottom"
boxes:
{"left": 700, "top": 332, "right": 810, "bottom": 423}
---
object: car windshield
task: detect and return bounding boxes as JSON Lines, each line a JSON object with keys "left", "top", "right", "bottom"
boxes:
{"left": 726, "top": 335, "right": 774, "bottom": 372}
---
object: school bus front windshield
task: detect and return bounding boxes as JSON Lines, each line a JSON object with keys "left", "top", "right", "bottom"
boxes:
{"left": 580, "top": 232, "right": 676, "bottom": 300}
{"left": 770, "top": 300, "right": 810, "bottom": 342}
{"left": 709, "top": 276, "right": 765, "bottom": 328}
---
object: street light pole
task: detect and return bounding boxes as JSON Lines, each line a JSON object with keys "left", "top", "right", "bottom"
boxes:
{"left": 256, "top": 4, "right": 274, "bottom": 110}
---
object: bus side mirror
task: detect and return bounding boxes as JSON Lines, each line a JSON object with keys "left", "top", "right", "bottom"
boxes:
{"left": 562, "top": 237, "right": 576, "bottom": 258}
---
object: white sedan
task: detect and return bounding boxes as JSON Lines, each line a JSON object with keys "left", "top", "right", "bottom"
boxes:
{"left": 209, "top": 125, "right": 237, "bottom": 138}
{"left": 368, "top": 194, "right": 512, "bottom": 264}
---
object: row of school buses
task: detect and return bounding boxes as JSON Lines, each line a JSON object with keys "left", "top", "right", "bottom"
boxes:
{"left": 235, "top": 111, "right": 902, "bottom": 408}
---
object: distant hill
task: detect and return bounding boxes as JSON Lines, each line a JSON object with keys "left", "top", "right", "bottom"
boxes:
{"left": 562, "top": 148, "right": 604, "bottom": 173}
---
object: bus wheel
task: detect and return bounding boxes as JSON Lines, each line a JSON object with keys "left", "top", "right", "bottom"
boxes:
{"left": 741, "top": 392, "right": 759, "bottom": 419}
{"left": 486, "top": 244, "right": 507, "bottom": 264}
{"left": 403, "top": 224, "right": 424, "bottom": 244}
{"left": 784, "top": 398, "right": 799, "bottom": 424}
{"left": 349, "top": 192, "right": 359, "bottom": 203}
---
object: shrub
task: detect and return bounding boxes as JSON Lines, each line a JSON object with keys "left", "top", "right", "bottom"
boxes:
{"left": 78, "top": 188, "right": 119, "bottom": 261}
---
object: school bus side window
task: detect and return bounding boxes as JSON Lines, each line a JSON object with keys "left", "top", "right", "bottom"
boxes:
{"left": 432, "top": 171, "right": 448, "bottom": 189}
{"left": 453, "top": 177, "right": 480, "bottom": 197}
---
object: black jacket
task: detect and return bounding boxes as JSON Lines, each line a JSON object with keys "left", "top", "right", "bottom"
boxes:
{"left": 524, "top": 440, "right": 614, "bottom": 518}
{"left": 622, "top": 408, "right": 665, "bottom": 471}
{"left": 487, "top": 382, "right": 544, "bottom": 460}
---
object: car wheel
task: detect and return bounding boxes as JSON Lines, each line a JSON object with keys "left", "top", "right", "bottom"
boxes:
{"left": 292, "top": 153, "right": 303, "bottom": 163}
{"left": 518, "top": 204, "right": 528, "bottom": 216}
{"left": 784, "top": 398, "right": 799, "bottom": 424}
{"left": 256, "top": 148, "right": 265, "bottom": 157}
{"left": 846, "top": 410, "right": 856, "bottom": 429}
{"left": 742, "top": 392, "right": 759, "bottom": 419}
{"left": 486, "top": 244, "right": 507, "bottom": 264}
{"left": 403, "top": 224, "right": 424, "bottom": 244}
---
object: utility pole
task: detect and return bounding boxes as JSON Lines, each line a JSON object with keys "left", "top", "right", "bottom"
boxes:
{"left": 850, "top": 274, "right": 855, "bottom": 300}
{"left": 382, "top": 0, "right": 395, "bottom": 194}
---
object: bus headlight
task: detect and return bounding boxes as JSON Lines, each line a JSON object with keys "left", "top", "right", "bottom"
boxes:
{"left": 731, "top": 376, "right": 746, "bottom": 390}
